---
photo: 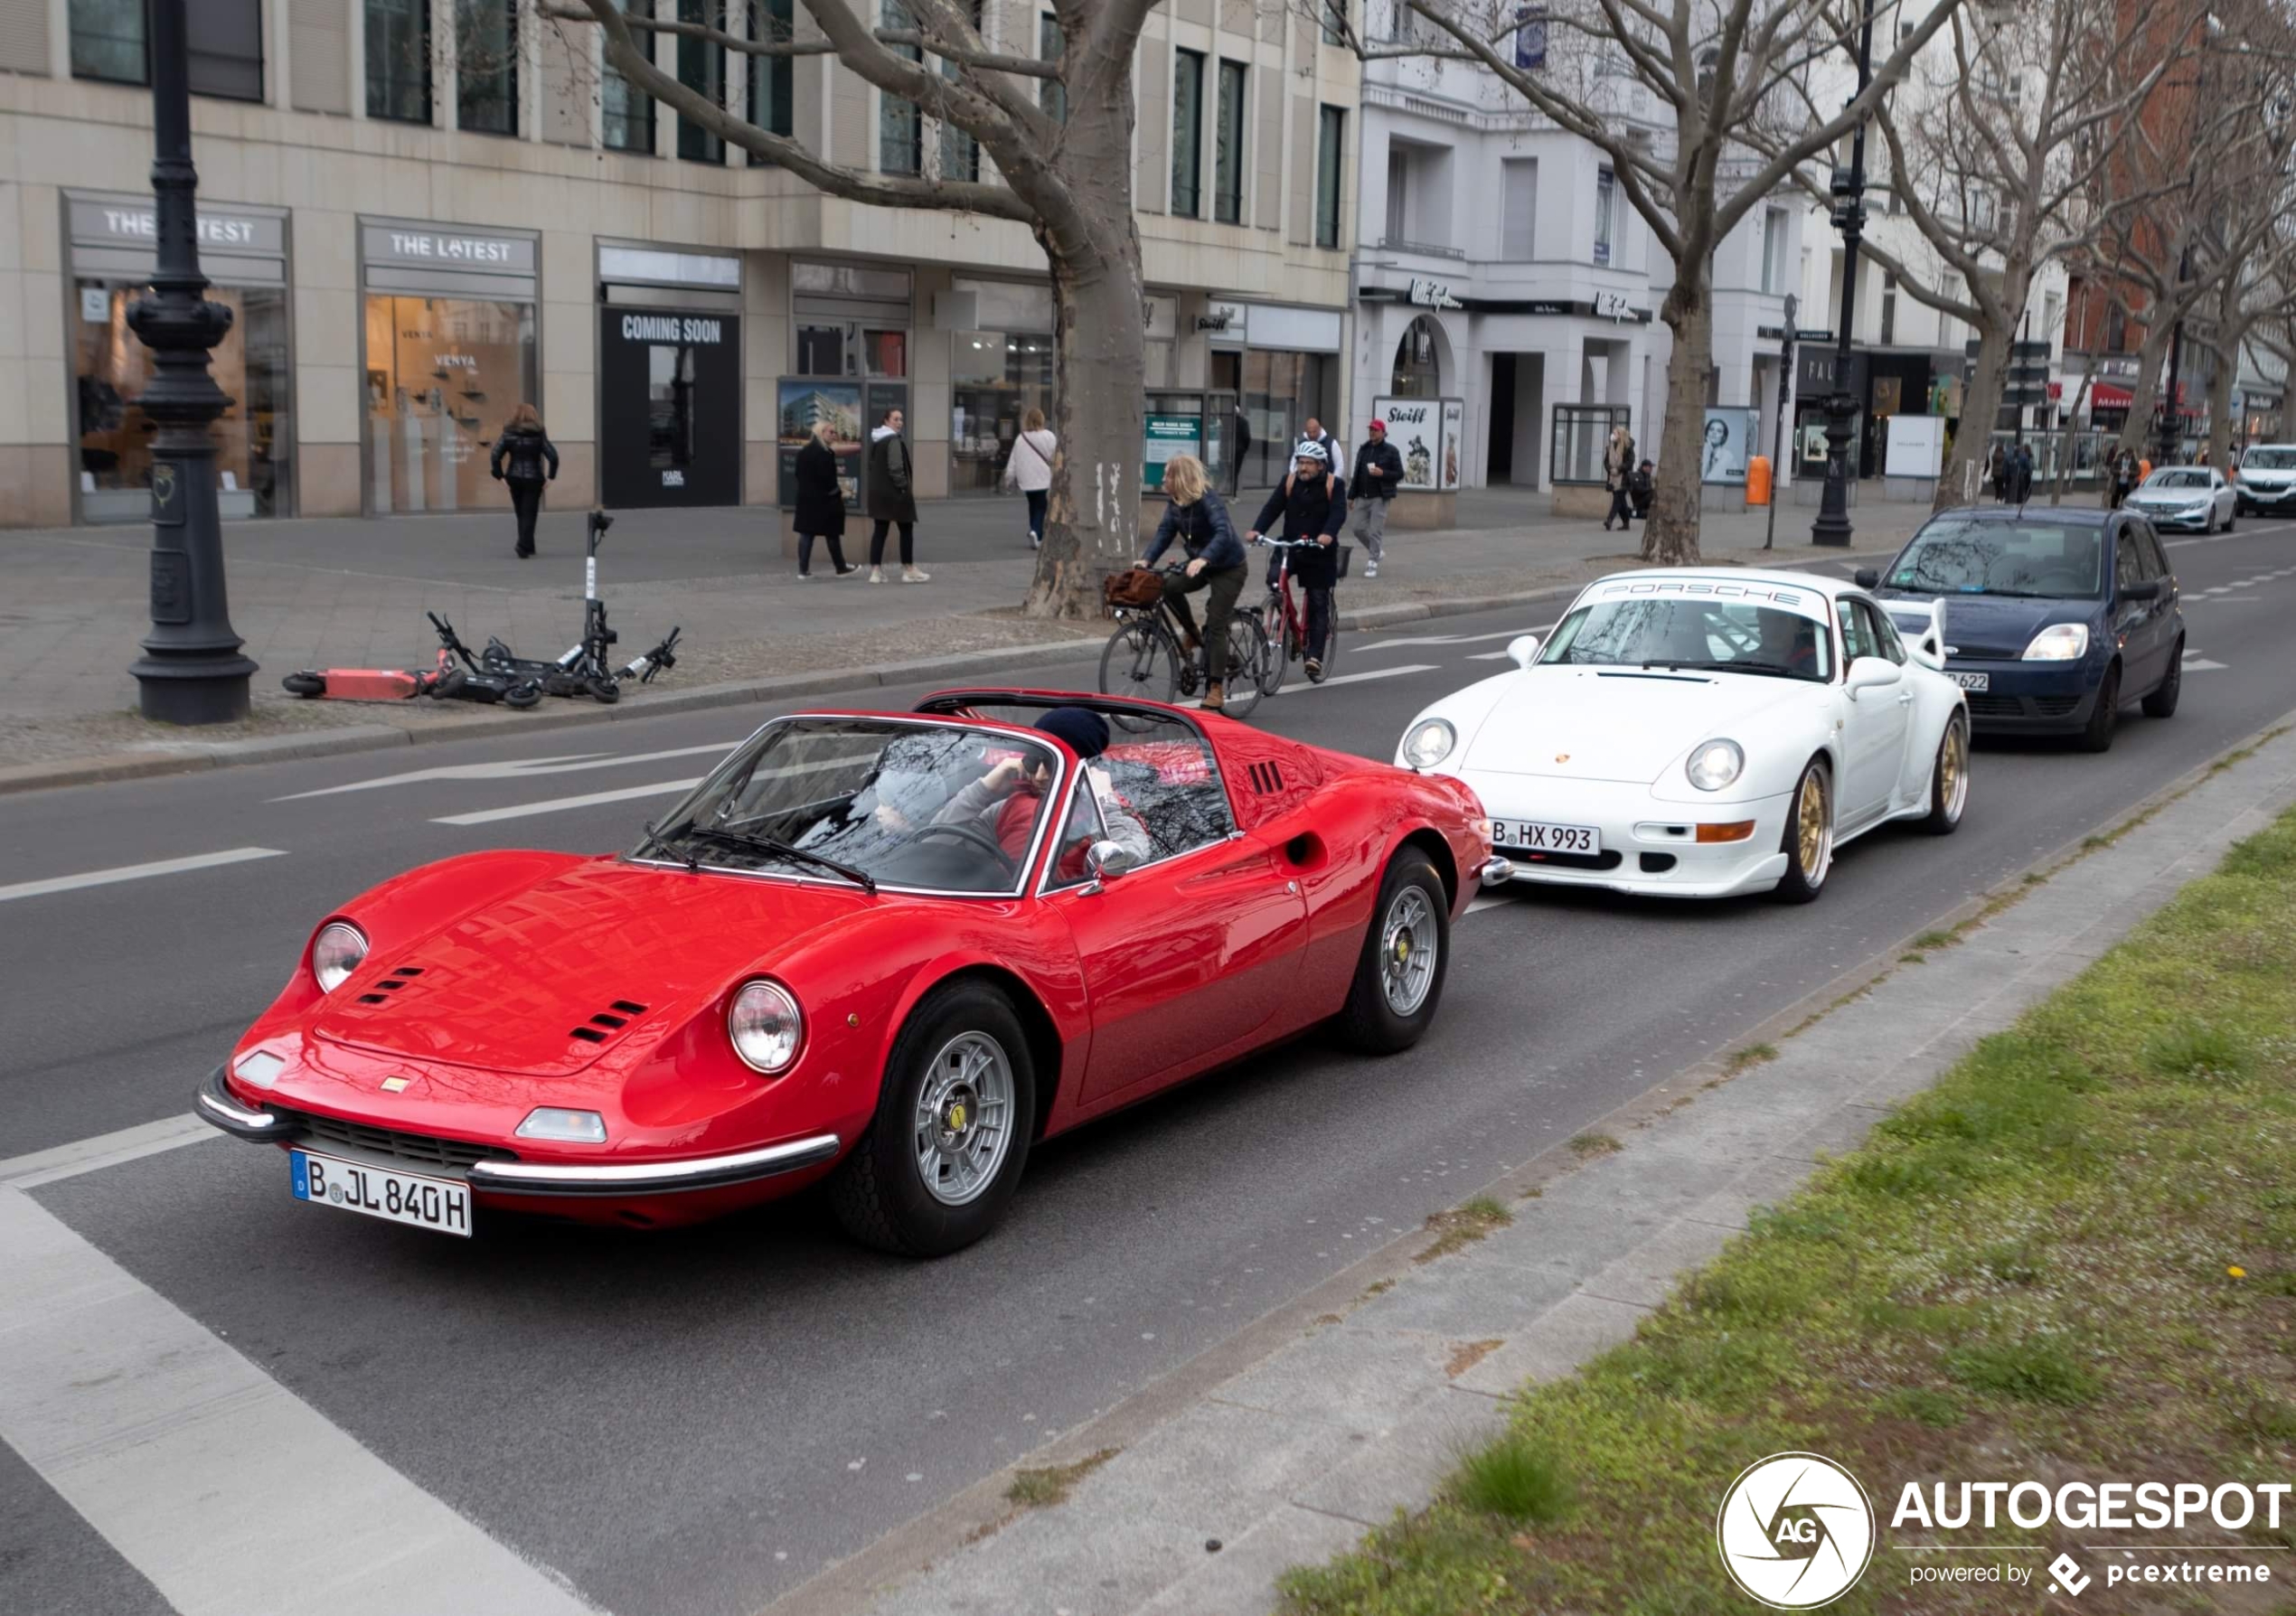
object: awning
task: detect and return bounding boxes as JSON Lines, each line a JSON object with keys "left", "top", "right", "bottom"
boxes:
{"left": 2092, "top": 383, "right": 2134, "bottom": 408}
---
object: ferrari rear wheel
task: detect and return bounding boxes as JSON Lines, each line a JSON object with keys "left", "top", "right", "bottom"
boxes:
{"left": 1333, "top": 854, "right": 1450, "bottom": 1054}
{"left": 1771, "top": 759, "right": 1833, "bottom": 904}
{"left": 1918, "top": 716, "right": 1969, "bottom": 835}
{"left": 829, "top": 981, "right": 1036, "bottom": 1258}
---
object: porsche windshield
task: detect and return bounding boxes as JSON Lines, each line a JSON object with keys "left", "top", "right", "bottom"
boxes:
{"left": 638, "top": 719, "right": 1059, "bottom": 894}
{"left": 1538, "top": 599, "right": 1832, "bottom": 682}
{"left": 1886, "top": 521, "right": 2106, "bottom": 599}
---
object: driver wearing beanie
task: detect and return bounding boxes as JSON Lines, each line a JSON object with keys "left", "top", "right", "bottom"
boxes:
{"left": 933, "top": 706, "right": 1151, "bottom": 864}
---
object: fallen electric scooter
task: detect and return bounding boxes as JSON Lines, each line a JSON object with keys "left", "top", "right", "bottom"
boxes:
{"left": 475, "top": 510, "right": 682, "bottom": 705}
{"left": 281, "top": 615, "right": 542, "bottom": 708}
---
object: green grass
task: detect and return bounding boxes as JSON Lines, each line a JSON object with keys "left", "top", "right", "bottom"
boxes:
{"left": 1004, "top": 1447, "right": 1119, "bottom": 1508}
{"left": 1280, "top": 803, "right": 2296, "bottom": 1616}
{"left": 1719, "top": 1042, "right": 1777, "bottom": 1077}
{"left": 1565, "top": 1132, "right": 1621, "bottom": 1160}
{"left": 1908, "top": 928, "right": 1959, "bottom": 952}
{"left": 1416, "top": 1197, "right": 1514, "bottom": 1264}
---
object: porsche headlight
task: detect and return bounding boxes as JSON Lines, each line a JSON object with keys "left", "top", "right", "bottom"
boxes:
{"left": 1401, "top": 719, "right": 1457, "bottom": 770}
{"left": 1685, "top": 739, "right": 1746, "bottom": 793}
{"left": 310, "top": 922, "right": 367, "bottom": 993}
{"left": 729, "top": 979, "right": 804, "bottom": 1074}
{"left": 2021, "top": 623, "right": 2090, "bottom": 662}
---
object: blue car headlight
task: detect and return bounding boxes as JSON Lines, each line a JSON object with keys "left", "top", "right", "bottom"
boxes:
{"left": 2021, "top": 624, "right": 2091, "bottom": 662}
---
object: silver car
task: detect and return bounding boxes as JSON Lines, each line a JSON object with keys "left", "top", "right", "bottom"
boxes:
{"left": 2125, "top": 466, "right": 2236, "bottom": 533}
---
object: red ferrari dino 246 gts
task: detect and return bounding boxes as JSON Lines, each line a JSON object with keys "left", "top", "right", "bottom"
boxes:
{"left": 196, "top": 690, "right": 1505, "bottom": 1255}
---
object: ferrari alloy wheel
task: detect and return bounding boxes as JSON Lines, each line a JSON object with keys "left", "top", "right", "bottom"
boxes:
{"left": 1772, "top": 759, "right": 1833, "bottom": 905}
{"left": 1919, "top": 716, "right": 1970, "bottom": 835}
{"left": 1335, "top": 855, "right": 1450, "bottom": 1053}
{"left": 830, "top": 981, "right": 1036, "bottom": 1257}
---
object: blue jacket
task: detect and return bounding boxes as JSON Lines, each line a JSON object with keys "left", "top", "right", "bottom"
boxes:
{"left": 1143, "top": 489, "right": 1247, "bottom": 571}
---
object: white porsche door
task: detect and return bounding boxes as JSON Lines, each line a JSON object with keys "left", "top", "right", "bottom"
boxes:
{"left": 1835, "top": 598, "right": 1914, "bottom": 822}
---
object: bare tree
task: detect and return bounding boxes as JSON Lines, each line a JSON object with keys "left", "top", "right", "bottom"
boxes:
{"left": 1341, "top": 0, "right": 1960, "bottom": 563}
{"left": 543, "top": 0, "right": 1153, "bottom": 617}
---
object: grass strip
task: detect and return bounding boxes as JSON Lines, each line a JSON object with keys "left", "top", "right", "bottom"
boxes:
{"left": 1281, "top": 803, "right": 2296, "bottom": 1615}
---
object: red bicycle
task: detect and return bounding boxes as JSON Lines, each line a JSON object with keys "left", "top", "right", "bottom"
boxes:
{"left": 1251, "top": 536, "right": 1342, "bottom": 697}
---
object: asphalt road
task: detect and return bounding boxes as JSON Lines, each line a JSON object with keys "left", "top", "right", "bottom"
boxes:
{"left": 5, "top": 527, "right": 2295, "bottom": 1616}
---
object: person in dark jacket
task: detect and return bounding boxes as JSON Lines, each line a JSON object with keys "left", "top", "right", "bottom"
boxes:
{"left": 2009, "top": 441, "right": 2036, "bottom": 504}
{"left": 1629, "top": 458, "right": 1656, "bottom": 520}
{"left": 1989, "top": 442, "right": 2009, "bottom": 503}
{"left": 792, "top": 418, "right": 856, "bottom": 578}
{"left": 1248, "top": 440, "right": 1348, "bottom": 682}
{"left": 1348, "top": 419, "right": 1404, "bottom": 578}
{"left": 1138, "top": 454, "right": 1247, "bottom": 711}
{"left": 488, "top": 403, "right": 559, "bottom": 559}
{"left": 864, "top": 407, "right": 927, "bottom": 584}
{"left": 1602, "top": 425, "right": 1636, "bottom": 531}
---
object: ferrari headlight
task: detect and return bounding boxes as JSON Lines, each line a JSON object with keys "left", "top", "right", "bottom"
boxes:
{"left": 310, "top": 922, "right": 367, "bottom": 993}
{"left": 729, "top": 979, "right": 804, "bottom": 1074}
{"left": 2021, "top": 623, "right": 2090, "bottom": 662}
{"left": 1401, "top": 719, "right": 1457, "bottom": 770}
{"left": 515, "top": 1107, "right": 608, "bottom": 1144}
{"left": 1685, "top": 738, "right": 1745, "bottom": 793}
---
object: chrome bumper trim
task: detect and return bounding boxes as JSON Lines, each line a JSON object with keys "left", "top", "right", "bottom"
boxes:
{"left": 464, "top": 1132, "right": 843, "bottom": 1197}
{"left": 1478, "top": 856, "right": 1516, "bottom": 886}
{"left": 193, "top": 1066, "right": 303, "bottom": 1142}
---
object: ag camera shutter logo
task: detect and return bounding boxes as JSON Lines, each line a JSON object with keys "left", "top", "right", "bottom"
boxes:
{"left": 1716, "top": 1452, "right": 1876, "bottom": 1608}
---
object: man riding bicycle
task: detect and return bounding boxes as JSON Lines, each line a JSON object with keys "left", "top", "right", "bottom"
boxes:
{"left": 1249, "top": 440, "right": 1348, "bottom": 682}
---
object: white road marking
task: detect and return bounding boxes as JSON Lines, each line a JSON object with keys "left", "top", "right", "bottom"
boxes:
{"left": 1465, "top": 650, "right": 1519, "bottom": 662}
{"left": 2184, "top": 654, "right": 2228, "bottom": 671}
{"left": 0, "top": 847, "right": 286, "bottom": 904}
{"left": 1270, "top": 663, "right": 1442, "bottom": 694}
{"left": 433, "top": 777, "right": 705, "bottom": 825}
{"left": 0, "top": 1116, "right": 220, "bottom": 1189}
{"left": 2164, "top": 521, "right": 2296, "bottom": 547}
{"left": 0, "top": 1187, "right": 602, "bottom": 1616}
{"left": 275, "top": 741, "right": 738, "bottom": 801}
{"left": 1464, "top": 892, "right": 1514, "bottom": 915}
{"left": 1360, "top": 627, "right": 1545, "bottom": 652}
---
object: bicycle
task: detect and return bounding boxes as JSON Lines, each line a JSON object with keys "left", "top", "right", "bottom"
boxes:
{"left": 1252, "top": 536, "right": 1342, "bottom": 697}
{"left": 1097, "top": 561, "right": 1269, "bottom": 721}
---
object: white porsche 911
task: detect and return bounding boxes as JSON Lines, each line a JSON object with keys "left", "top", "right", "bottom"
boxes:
{"left": 1395, "top": 569, "right": 1970, "bottom": 902}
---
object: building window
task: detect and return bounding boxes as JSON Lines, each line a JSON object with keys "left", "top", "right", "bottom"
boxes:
{"left": 602, "top": 0, "right": 654, "bottom": 153}
{"left": 880, "top": 0, "right": 922, "bottom": 176}
{"left": 1039, "top": 12, "right": 1065, "bottom": 124}
{"left": 940, "top": 4, "right": 982, "bottom": 183}
{"left": 366, "top": 0, "right": 431, "bottom": 121}
{"left": 1214, "top": 60, "right": 1247, "bottom": 225}
{"left": 1593, "top": 164, "right": 1614, "bottom": 266}
{"left": 1761, "top": 207, "right": 1788, "bottom": 295}
{"left": 71, "top": 0, "right": 146, "bottom": 83}
{"left": 1391, "top": 315, "right": 1441, "bottom": 398}
{"left": 1315, "top": 104, "right": 1344, "bottom": 249}
{"left": 1384, "top": 146, "right": 1407, "bottom": 242}
{"left": 1321, "top": 0, "right": 1346, "bottom": 45}
{"left": 749, "top": 0, "right": 792, "bottom": 136}
{"left": 1879, "top": 270, "right": 1898, "bottom": 345}
{"left": 456, "top": 0, "right": 518, "bottom": 135}
{"left": 1501, "top": 157, "right": 1537, "bottom": 258}
{"left": 2105, "top": 300, "right": 2126, "bottom": 353}
{"left": 75, "top": 0, "right": 266, "bottom": 98}
{"left": 1172, "top": 49, "right": 1204, "bottom": 218}
{"left": 364, "top": 294, "right": 537, "bottom": 513}
{"left": 676, "top": 0, "right": 725, "bottom": 160}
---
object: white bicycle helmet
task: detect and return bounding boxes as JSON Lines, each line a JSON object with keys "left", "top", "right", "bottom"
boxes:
{"left": 1292, "top": 439, "right": 1330, "bottom": 465}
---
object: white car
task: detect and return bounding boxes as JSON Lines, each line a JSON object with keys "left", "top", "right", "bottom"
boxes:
{"left": 2125, "top": 465, "right": 2235, "bottom": 532}
{"left": 2234, "top": 446, "right": 2296, "bottom": 519}
{"left": 1395, "top": 569, "right": 1971, "bottom": 902}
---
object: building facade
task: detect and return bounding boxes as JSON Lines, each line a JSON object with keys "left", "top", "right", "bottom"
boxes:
{"left": 0, "top": 0, "right": 1359, "bottom": 527}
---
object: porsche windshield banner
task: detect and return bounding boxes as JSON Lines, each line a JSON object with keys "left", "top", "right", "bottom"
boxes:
{"left": 1586, "top": 576, "right": 1829, "bottom": 621}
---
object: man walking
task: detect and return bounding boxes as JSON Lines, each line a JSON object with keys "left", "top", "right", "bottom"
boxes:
{"left": 1348, "top": 418, "right": 1403, "bottom": 578}
{"left": 1301, "top": 417, "right": 1339, "bottom": 466}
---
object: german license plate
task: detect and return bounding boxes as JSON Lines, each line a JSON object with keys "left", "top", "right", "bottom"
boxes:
{"left": 290, "top": 1149, "right": 472, "bottom": 1237}
{"left": 1492, "top": 819, "right": 1601, "bottom": 855}
{"left": 1949, "top": 672, "right": 1990, "bottom": 691}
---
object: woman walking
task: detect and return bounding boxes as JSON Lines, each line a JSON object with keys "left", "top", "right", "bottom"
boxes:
{"left": 488, "top": 403, "right": 559, "bottom": 559}
{"left": 1136, "top": 454, "right": 1247, "bottom": 711}
{"left": 792, "top": 418, "right": 856, "bottom": 578}
{"left": 865, "top": 407, "right": 928, "bottom": 584}
{"left": 1603, "top": 424, "right": 1634, "bottom": 531}
{"left": 1003, "top": 407, "right": 1058, "bottom": 550}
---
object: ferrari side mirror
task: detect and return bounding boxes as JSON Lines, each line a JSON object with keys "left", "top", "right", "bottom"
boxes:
{"left": 1085, "top": 841, "right": 1139, "bottom": 881}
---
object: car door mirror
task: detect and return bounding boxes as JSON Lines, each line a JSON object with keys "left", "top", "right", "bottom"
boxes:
{"left": 2121, "top": 579, "right": 2162, "bottom": 602}
{"left": 1507, "top": 634, "right": 1542, "bottom": 670}
{"left": 1853, "top": 568, "right": 1880, "bottom": 588}
{"left": 1085, "top": 841, "right": 1140, "bottom": 881}
{"left": 1845, "top": 656, "right": 1903, "bottom": 698}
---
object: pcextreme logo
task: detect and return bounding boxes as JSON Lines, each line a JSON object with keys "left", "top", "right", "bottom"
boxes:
{"left": 1716, "top": 1452, "right": 1877, "bottom": 1608}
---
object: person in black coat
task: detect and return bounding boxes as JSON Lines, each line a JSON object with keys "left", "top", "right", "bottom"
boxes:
{"left": 487, "top": 403, "right": 559, "bottom": 558}
{"left": 1347, "top": 420, "right": 1405, "bottom": 578}
{"left": 864, "top": 407, "right": 927, "bottom": 584}
{"left": 792, "top": 418, "right": 856, "bottom": 578}
{"left": 1248, "top": 440, "right": 1348, "bottom": 681}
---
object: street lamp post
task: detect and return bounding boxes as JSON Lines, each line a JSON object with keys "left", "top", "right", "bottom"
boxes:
{"left": 126, "top": 0, "right": 255, "bottom": 723}
{"left": 1811, "top": 0, "right": 1875, "bottom": 549}
{"left": 1765, "top": 293, "right": 1798, "bottom": 551}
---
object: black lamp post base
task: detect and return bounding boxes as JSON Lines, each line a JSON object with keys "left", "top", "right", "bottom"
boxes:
{"left": 131, "top": 655, "right": 258, "bottom": 724}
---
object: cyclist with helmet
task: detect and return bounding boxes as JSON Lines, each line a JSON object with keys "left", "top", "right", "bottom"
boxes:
{"left": 1247, "top": 440, "right": 1349, "bottom": 681}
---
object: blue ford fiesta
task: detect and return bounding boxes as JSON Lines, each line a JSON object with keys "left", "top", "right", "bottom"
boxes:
{"left": 1857, "top": 507, "right": 2184, "bottom": 753}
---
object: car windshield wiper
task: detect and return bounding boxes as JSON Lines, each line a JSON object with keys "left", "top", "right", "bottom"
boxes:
{"left": 1638, "top": 659, "right": 1807, "bottom": 680}
{"left": 635, "top": 822, "right": 698, "bottom": 872}
{"left": 682, "top": 825, "right": 878, "bottom": 895}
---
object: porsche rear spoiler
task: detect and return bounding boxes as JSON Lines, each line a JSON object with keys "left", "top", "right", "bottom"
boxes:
{"left": 1883, "top": 599, "right": 1948, "bottom": 671}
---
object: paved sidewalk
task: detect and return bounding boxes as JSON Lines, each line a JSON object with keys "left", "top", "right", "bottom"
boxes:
{"left": 0, "top": 485, "right": 1935, "bottom": 770}
{"left": 772, "top": 717, "right": 2296, "bottom": 1616}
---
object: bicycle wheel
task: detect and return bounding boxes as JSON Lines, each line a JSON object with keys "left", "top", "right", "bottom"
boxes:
{"left": 1218, "top": 615, "right": 1267, "bottom": 721}
{"left": 1321, "top": 610, "right": 1341, "bottom": 680}
{"left": 1098, "top": 617, "right": 1178, "bottom": 712}
{"left": 1258, "top": 596, "right": 1290, "bottom": 697}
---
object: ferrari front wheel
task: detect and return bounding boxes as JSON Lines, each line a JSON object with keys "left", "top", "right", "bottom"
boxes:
{"left": 1333, "top": 854, "right": 1450, "bottom": 1054}
{"left": 1772, "top": 759, "right": 1833, "bottom": 904}
{"left": 830, "top": 981, "right": 1036, "bottom": 1258}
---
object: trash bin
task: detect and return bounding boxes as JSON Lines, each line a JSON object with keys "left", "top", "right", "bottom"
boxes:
{"left": 1746, "top": 455, "right": 1773, "bottom": 507}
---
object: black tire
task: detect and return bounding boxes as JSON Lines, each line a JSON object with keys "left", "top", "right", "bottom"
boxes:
{"left": 2142, "top": 640, "right": 2183, "bottom": 719}
{"left": 1319, "top": 613, "right": 1342, "bottom": 680}
{"left": 282, "top": 672, "right": 325, "bottom": 698}
{"left": 503, "top": 681, "right": 543, "bottom": 710}
{"left": 2224, "top": 507, "right": 2235, "bottom": 531}
{"left": 2078, "top": 664, "right": 2122, "bottom": 753}
{"left": 829, "top": 981, "right": 1036, "bottom": 1257}
{"left": 428, "top": 667, "right": 468, "bottom": 700}
{"left": 2203, "top": 506, "right": 2217, "bottom": 535}
{"left": 1772, "top": 758, "right": 1834, "bottom": 904}
{"left": 1098, "top": 619, "right": 1178, "bottom": 708}
{"left": 1919, "top": 715, "right": 1970, "bottom": 835}
{"left": 1215, "top": 615, "right": 1267, "bottom": 720}
{"left": 1333, "top": 855, "right": 1451, "bottom": 1054}
{"left": 1258, "top": 599, "right": 1290, "bottom": 697}
{"left": 585, "top": 675, "right": 621, "bottom": 704}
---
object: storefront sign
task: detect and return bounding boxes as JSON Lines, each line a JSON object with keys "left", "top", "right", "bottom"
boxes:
{"left": 1143, "top": 414, "right": 1202, "bottom": 490}
{"left": 1197, "top": 301, "right": 1244, "bottom": 334}
{"left": 364, "top": 227, "right": 533, "bottom": 269}
{"left": 1441, "top": 399, "right": 1463, "bottom": 490}
{"left": 616, "top": 314, "right": 726, "bottom": 344}
{"left": 601, "top": 308, "right": 742, "bottom": 508}
{"left": 70, "top": 198, "right": 285, "bottom": 257}
{"left": 1408, "top": 277, "right": 1462, "bottom": 310}
{"left": 1371, "top": 397, "right": 1443, "bottom": 492}
{"left": 1593, "top": 291, "right": 1634, "bottom": 323}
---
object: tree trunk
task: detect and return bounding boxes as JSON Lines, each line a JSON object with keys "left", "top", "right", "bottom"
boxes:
{"left": 1643, "top": 277, "right": 1709, "bottom": 567}
{"left": 2206, "top": 333, "right": 2239, "bottom": 470}
{"left": 1936, "top": 326, "right": 2009, "bottom": 512}
{"left": 2116, "top": 320, "right": 2177, "bottom": 457}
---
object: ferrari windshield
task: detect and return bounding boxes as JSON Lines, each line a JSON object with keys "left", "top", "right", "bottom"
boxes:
{"left": 1886, "top": 520, "right": 2106, "bottom": 599}
{"left": 637, "top": 719, "right": 1060, "bottom": 895}
{"left": 1538, "top": 599, "right": 1832, "bottom": 682}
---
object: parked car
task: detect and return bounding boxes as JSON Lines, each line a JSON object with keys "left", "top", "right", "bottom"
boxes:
{"left": 1858, "top": 506, "right": 2184, "bottom": 752}
{"left": 1393, "top": 569, "right": 1971, "bottom": 905}
{"left": 195, "top": 692, "right": 1501, "bottom": 1256}
{"left": 2234, "top": 444, "right": 2296, "bottom": 518}
{"left": 2125, "top": 465, "right": 2236, "bottom": 532}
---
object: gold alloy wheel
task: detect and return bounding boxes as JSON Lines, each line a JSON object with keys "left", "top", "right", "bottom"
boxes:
{"left": 1796, "top": 768, "right": 1830, "bottom": 878}
{"left": 1940, "top": 720, "right": 1968, "bottom": 820}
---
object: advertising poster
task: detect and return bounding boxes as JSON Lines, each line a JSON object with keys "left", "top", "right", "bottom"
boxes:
{"left": 1440, "top": 399, "right": 1464, "bottom": 490}
{"left": 776, "top": 380, "right": 862, "bottom": 508}
{"left": 1372, "top": 396, "right": 1442, "bottom": 491}
{"left": 1699, "top": 407, "right": 1759, "bottom": 484}
{"left": 1885, "top": 414, "right": 1946, "bottom": 477}
{"left": 1143, "top": 414, "right": 1202, "bottom": 491}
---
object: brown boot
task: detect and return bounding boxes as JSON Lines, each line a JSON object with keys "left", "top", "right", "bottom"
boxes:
{"left": 1202, "top": 681, "right": 1225, "bottom": 711}
{"left": 1181, "top": 629, "right": 1202, "bottom": 655}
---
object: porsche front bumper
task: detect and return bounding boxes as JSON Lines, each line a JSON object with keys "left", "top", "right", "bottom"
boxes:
{"left": 1467, "top": 778, "right": 1796, "bottom": 899}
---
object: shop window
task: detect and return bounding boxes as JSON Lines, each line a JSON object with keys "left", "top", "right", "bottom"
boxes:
{"left": 1880, "top": 271, "right": 1898, "bottom": 346}
{"left": 78, "top": 280, "right": 291, "bottom": 520}
{"left": 1501, "top": 157, "right": 1537, "bottom": 258}
{"left": 363, "top": 294, "right": 538, "bottom": 515}
{"left": 950, "top": 329, "right": 1054, "bottom": 493}
{"left": 1240, "top": 349, "right": 1331, "bottom": 490}
{"left": 456, "top": 0, "right": 518, "bottom": 135}
{"left": 1039, "top": 13, "right": 1065, "bottom": 124}
{"left": 1172, "top": 49, "right": 1204, "bottom": 218}
{"left": 880, "top": 0, "right": 922, "bottom": 175}
{"left": 1594, "top": 164, "right": 1614, "bottom": 266}
{"left": 70, "top": 0, "right": 145, "bottom": 83}
{"left": 1314, "top": 106, "right": 1344, "bottom": 249}
{"left": 366, "top": 0, "right": 432, "bottom": 122}
{"left": 73, "top": 0, "right": 264, "bottom": 97}
{"left": 676, "top": 0, "right": 725, "bottom": 161}
{"left": 1391, "top": 315, "right": 1441, "bottom": 398}
{"left": 749, "top": 0, "right": 793, "bottom": 137}
{"left": 1214, "top": 60, "right": 1247, "bottom": 225}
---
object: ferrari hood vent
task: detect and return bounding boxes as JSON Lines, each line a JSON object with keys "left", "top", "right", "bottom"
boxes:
{"left": 1244, "top": 760, "right": 1287, "bottom": 794}
{"left": 569, "top": 1000, "right": 650, "bottom": 1046}
{"left": 354, "top": 963, "right": 427, "bottom": 1006}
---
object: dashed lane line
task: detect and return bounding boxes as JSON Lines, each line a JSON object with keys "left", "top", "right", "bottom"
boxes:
{"left": 431, "top": 777, "right": 707, "bottom": 826}
{"left": 0, "top": 847, "right": 286, "bottom": 904}
{"left": 276, "top": 741, "right": 739, "bottom": 801}
{"left": 1269, "top": 663, "right": 1442, "bottom": 694}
